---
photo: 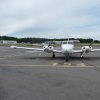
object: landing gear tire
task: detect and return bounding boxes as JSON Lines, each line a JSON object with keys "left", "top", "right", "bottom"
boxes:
{"left": 52, "top": 53, "right": 55, "bottom": 58}
{"left": 65, "top": 54, "right": 69, "bottom": 62}
{"left": 81, "top": 56, "right": 84, "bottom": 60}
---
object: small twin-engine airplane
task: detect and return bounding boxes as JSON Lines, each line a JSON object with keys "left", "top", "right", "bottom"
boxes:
{"left": 10, "top": 39, "right": 100, "bottom": 61}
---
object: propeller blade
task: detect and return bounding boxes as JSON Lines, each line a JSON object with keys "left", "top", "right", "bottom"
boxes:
{"left": 39, "top": 53, "right": 42, "bottom": 56}
{"left": 80, "top": 51, "right": 86, "bottom": 58}
{"left": 89, "top": 39, "right": 94, "bottom": 47}
{"left": 38, "top": 51, "right": 45, "bottom": 56}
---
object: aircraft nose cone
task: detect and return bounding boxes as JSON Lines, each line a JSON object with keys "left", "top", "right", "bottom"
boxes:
{"left": 64, "top": 48, "right": 71, "bottom": 52}
{"left": 62, "top": 45, "right": 73, "bottom": 54}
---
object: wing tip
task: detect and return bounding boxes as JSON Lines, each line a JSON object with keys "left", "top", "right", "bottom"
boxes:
{"left": 10, "top": 46, "right": 17, "bottom": 49}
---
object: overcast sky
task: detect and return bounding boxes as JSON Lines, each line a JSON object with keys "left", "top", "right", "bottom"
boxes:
{"left": 0, "top": 0, "right": 100, "bottom": 39}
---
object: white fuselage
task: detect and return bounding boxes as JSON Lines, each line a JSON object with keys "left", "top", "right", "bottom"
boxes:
{"left": 61, "top": 41, "right": 74, "bottom": 55}
{"left": 43, "top": 41, "right": 74, "bottom": 55}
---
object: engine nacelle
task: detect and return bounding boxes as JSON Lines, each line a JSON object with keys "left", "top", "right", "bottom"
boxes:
{"left": 81, "top": 46, "right": 92, "bottom": 53}
{"left": 48, "top": 46, "right": 54, "bottom": 50}
{"left": 43, "top": 45, "right": 54, "bottom": 53}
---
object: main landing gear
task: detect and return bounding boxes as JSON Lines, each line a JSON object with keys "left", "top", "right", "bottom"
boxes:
{"left": 52, "top": 53, "right": 70, "bottom": 62}
{"left": 52, "top": 53, "right": 55, "bottom": 58}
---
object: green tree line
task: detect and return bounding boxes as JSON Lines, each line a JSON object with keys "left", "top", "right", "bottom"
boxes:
{"left": 0, "top": 36, "right": 100, "bottom": 43}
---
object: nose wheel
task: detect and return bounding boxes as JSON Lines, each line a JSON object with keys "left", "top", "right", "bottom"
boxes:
{"left": 65, "top": 54, "right": 69, "bottom": 62}
{"left": 52, "top": 53, "right": 55, "bottom": 58}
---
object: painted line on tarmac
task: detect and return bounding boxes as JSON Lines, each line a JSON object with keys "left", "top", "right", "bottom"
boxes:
{"left": 0, "top": 64, "right": 53, "bottom": 67}
{"left": 52, "top": 62, "right": 92, "bottom": 68}
{"left": 0, "top": 63, "right": 93, "bottom": 68}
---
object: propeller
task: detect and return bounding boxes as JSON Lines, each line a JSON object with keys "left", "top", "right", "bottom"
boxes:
{"left": 80, "top": 39, "right": 94, "bottom": 58}
{"left": 80, "top": 51, "right": 85, "bottom": 58}
{"left": 89, "top": 39, "right": 94, "bottom": 47}
{"left": 38, "top": 52, "right": 44, "bottom": 56}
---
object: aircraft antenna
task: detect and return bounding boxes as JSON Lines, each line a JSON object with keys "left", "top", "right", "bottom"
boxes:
{"left": 67, "top": 34, "right": 70, "bottom": 42}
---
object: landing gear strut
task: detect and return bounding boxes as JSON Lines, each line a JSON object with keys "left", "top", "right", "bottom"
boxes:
{"left": 81, "top": 56, "right": 84, "bottom": 59}
{"left": 52, "top": 53, "right": 55, "bottom": 58}
{"left": 65, "top": 54, "right": 69, "bottom": 62}
{"left": 80, "top": 53, "right": 84, "bottom": 59}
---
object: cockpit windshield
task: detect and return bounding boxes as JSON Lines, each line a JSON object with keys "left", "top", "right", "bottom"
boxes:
{"left": 62, "top": 41, "right": 73, "bottom": 44}
{"left": 62, "top": 42, "right": 67, "bottom": 44}
{"left": 68, "top": 41, "right": 73, "bottom": 44}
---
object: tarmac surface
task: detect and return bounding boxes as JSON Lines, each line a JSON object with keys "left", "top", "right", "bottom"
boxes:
{"left": 0, "top": 46, "right": 100, "bottom": 100}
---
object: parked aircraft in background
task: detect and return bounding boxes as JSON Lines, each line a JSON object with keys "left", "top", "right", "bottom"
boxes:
{"left": 10, "top": 39, "right": 100, "bottom": 61}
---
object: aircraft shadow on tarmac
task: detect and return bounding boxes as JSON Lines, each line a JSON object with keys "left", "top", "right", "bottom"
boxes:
{"left": 70, "top": 56, "right": 100, "bottom": 61}
{"left": 19, "top": 55, "right": 100, "bottom": 61}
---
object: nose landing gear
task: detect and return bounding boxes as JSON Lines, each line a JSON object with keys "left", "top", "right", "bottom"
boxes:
{"left": 65, "top": 54, "right": 69, "bottom": 62}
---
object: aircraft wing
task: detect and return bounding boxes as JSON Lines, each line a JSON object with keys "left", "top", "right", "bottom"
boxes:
{"left": 52, "top": 49, "right": 62, "bottom": 53}
{"left": 91, "top": 49, "right": 100, "bottom": 52}
{"left": 10, "top": 46, "right": 62, "bottom": 53}
{"left": 73, "top": 49, "right": 100, "bottom": 53}
{"left": 73, "top": 50, "right": 82, "bottom": 53}
{"left": 10, "top": 46, "right": 44, "bottom": 51}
